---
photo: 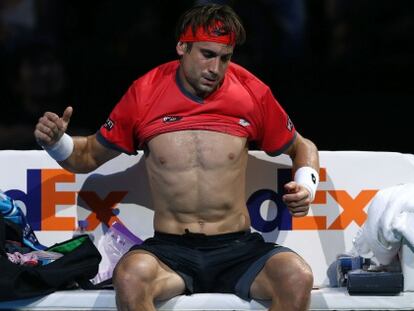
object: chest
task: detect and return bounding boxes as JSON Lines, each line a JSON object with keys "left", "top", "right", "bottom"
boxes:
{"left": 146, "top": 130, "right": 248, "bottom": 170}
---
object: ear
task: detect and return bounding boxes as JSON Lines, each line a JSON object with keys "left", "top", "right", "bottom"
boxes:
{"left": 176, "top": 42, "right": 186, "bottom": 56}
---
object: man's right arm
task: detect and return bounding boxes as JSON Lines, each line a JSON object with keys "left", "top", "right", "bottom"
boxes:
{"left": 59, "top": 134, "right": 120, "bottom": 173}
{"left": 34, "top": 106, "right": 121, "bottom": 173}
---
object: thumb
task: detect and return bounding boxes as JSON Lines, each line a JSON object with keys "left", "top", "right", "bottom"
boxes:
{"left": 62, "top": 106, "right": 73, "bottom": 125}
{"left": 284, "top": 181, "right": 299, "bottom": 194}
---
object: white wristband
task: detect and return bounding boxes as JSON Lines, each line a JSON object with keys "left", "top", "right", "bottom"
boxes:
{"left": 294, "top": 166, "right": 319, "bottom": 201}
{"left": 43, "top": 133, "right": 74, "bottom": 162}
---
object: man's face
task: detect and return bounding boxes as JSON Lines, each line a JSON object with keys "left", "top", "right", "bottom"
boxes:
{"left": 177, "top": 41, "right": 233, "bottom": 98}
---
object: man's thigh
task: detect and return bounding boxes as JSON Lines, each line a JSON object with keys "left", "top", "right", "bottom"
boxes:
{"left": 249, "top": 251, "right": 311, "bottom": 300}
{"left": 117, "top": 250, "right": 186, "bottom": 301}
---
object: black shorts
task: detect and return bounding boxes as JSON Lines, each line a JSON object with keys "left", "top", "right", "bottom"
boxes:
{"left": 130, "top": 230, "right": 293, "bottom": 299}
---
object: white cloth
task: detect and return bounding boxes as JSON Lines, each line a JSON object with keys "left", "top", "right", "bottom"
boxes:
{"left": 353, "top": 183, "right": 414, "bottom": 265}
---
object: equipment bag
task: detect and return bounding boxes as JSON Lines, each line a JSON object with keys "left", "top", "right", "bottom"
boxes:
{"left": 0, "top": 213, "right": 102, "bottom": 301}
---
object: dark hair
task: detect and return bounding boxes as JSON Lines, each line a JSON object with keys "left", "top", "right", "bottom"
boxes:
{"left": 175, "top": 4, "right": 246, "bottom": 46}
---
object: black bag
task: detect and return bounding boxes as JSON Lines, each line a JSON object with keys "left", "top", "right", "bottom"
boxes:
{"left": 347, "top": 269, "right": 404, "bottom": 295}
{"left": 0, "top": 213, "right": 102, "bottom": 301}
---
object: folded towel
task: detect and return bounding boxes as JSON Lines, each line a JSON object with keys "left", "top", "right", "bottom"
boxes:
{"left": 353, "top": 183, "right": 414, "bottom": 265}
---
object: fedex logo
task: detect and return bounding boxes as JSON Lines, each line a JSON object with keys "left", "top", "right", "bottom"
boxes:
{"left": 3, "top": 167, "right": 377, "bottom": 232}
{"left": 247, "top": 168, "right": 378, "bottom": 231}
{"left": 5, "top": 169, "right": 127, "bottom": 231}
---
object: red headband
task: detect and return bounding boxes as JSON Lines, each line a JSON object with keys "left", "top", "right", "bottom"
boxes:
{"left": 179, "top": 21, "right": 235, "bottom": 46}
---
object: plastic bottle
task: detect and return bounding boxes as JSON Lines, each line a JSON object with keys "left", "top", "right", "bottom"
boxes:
{"left": 73, "top": 219, "right": 94, "bottom": 241}
{"left": 0, "top": 190, "right": 47, "bottom": 250}
{"left": 0, "top": 191, "right": 20, "bottom": 223}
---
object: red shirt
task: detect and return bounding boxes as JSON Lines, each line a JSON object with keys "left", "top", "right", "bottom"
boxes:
{"left": 98, "top": 60, "right": 296, "bottom": 155}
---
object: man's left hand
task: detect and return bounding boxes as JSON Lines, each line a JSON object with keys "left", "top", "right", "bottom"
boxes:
{"left": 282, "top": 181, "right": 311, "bottom": 217}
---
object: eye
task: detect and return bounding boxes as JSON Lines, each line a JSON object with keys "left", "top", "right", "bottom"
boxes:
{"left": 202, "top": 51, "right": 215, "bottom": 59}
{"left": 221, "top": 55, "right": 232, "bottom": 63}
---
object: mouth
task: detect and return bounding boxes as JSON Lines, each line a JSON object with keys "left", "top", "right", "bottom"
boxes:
{"left": 201, "top": 76, "right": 217, "bottom": 86}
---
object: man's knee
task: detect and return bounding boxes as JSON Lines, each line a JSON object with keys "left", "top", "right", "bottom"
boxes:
{"left": 266, "top": 253, "right": 314, "bottom": 297}
{"left": 280, "top": 262, "right": 313, "bottom": 311}
{"left": 284, "top": 255, "right": 313, "bottom": 288}
{"left": 113, "top": 251, "right": 159, "bottom": 291}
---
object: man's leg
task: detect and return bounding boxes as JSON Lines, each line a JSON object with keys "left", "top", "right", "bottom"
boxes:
{"left": 113, "top": 250, "right": 186, "bottom": 311}
{"left": 250, "top": 252, "right": 313, "bottom": 311}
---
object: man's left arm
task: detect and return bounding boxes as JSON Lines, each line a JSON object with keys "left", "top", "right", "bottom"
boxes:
{"left": 283, "top": 132, "right": 320, "bottom": 217}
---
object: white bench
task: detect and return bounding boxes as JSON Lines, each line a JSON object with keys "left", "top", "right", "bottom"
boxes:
{"left": 0, "top": 288, "right": 414, "bottom": 311}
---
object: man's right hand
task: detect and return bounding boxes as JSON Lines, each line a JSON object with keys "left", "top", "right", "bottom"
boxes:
{"left": 34, "top": 106, "right": 73, "bottom": 148}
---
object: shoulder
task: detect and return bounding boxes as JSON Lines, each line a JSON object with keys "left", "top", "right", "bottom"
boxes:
{"left": 131, "top": 60, "right": 179, "bottom": 90}
{"left": 115, "top": 61, "right": 178, "bottom": 109}
{"left": 227, "top": 62, "right": 270, "bottom": 97}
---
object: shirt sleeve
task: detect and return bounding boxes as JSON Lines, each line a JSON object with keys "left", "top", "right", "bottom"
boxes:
{"left": 256, "top": 88, "right": 296, "bottom": 156}
{"left": 98, "top": 81, "right": 140, "bottom": 155}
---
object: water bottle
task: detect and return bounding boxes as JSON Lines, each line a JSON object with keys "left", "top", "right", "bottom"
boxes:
{"left": 73, "top": 219, "right": 94, "bottom": 241}
{"left": 0, "top": 190, "right": 47, "bottom": 250}
{"left": 0, "top": 191, "right": 20, "bottom": 223}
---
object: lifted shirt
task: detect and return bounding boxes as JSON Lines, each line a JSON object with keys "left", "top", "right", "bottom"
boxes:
{"left": 98, "top": 60, "right": 296, "bottom": 155}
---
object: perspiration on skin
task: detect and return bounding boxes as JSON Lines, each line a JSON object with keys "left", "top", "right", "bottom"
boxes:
{"left": 146, "top": 130, "right": 250, "bottom": 234}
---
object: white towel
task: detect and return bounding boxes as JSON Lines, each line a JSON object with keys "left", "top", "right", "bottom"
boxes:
{"left": 353, "top": 183, "right": 414, "bottom": 265}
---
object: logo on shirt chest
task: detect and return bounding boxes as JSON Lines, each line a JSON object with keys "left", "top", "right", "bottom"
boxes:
{"left": 286, "top": 116, "right": 293, "bottom": 132}
{"left": 238, "top": 119, "right": 250, "bottom": 127}
{"left": 103, "top": 118, "right": 115, "bottom": 131}
{"left": 162, "top": 116, "right": 183, "bottom": 123}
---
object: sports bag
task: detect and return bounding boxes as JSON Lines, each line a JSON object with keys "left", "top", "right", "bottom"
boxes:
{"left": 0, "top": 213, "right": 102, "bottom": 301}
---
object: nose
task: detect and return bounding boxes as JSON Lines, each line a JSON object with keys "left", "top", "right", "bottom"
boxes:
{"left": 208, "top": 57, "right": 220, "bottom": 76}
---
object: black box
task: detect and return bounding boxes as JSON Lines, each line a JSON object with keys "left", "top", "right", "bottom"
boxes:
{"left": 347, "top": 269, "right": 403, "bottom": 295}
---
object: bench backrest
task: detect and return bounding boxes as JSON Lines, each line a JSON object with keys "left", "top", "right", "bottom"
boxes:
{"left": 1, "top": 150, "right": 413, "bottom": 287}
